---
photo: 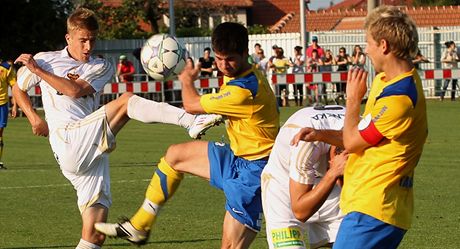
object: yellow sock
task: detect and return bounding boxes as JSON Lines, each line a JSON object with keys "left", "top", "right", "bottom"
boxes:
{"left": 131, "top": 157, "right": 183, "bottom": 231}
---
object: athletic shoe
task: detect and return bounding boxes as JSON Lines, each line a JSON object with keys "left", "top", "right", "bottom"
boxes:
{"left": 0, "top": 162, "right": 6, "bottom": 170}
{"left": 95, "top": 218, "right": 149, "bottom": 245}
{"left": 188, "top": 114, "right": 223, "bottom": 139}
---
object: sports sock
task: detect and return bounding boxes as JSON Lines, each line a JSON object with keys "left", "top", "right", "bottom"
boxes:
{"left": 75, "top": 239, "right": 101, "bottom": 249}
{"left": 130, "top": 157, "right": 184, "bottom": 231}
{"left": 127, "top": 95, "right": 194, "bottom": 128}
{"left": 0, "top": 137, "right": 4, "bottom": 162}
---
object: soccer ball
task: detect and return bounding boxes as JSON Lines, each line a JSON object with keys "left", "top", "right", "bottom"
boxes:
{"left": 140, "top": 34, "right": 187, "bottom": 81}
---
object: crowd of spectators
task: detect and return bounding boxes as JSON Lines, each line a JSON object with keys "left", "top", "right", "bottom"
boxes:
{"left": 246, "top": 36, "right": 368, "bottom": 106}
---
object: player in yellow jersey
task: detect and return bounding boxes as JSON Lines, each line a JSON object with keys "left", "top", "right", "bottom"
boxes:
{"left": 333, "top": 6, "right": 428, "bottom": 249}
{"left": 95, "top": 22, "right": 280, "bottom": 248}
{"left": 292, "top": 5, "right": 427, "bottom": 249}
{"left": 0, "top": 60, "right": 18, "bottom": 169}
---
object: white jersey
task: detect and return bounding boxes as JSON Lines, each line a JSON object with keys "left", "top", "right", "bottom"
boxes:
{"left": 17, "top": 47, "right": 114, "bottom": 131}
{"left": 264, "top": 105, "right": 345, "bottom": 185}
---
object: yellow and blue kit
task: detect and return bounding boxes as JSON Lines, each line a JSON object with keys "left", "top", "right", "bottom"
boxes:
{"left": 201, "top": 66, "right": 279, "bottom": 231}
{"left": 340, "top": 68, "right": 428, "bottom": 230}
{"left": 0, "top": 61, "right": 16, "bottom": 127}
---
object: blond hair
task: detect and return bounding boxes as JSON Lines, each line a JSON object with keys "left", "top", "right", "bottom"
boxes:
{"left": 67, "top": 8, "right": 99, "bottom": 33}
{"left": 365, "top": 5, "right": 418, "bottom": 59}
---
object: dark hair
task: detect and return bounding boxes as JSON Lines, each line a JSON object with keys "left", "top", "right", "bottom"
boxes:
{"left": 254, "top": 43, "right": 261, "bottom": 48}
{"left": 212, "top": 22, "right": 248, "bottom": 55}
{"left": 204, "top": 47, "right": 211, "bottom": 52}
{"left": 294, "top": 46, "right": 303, "bottom": 52}
{"left": 445, "top": 41, "right": 455, "bottom": 48}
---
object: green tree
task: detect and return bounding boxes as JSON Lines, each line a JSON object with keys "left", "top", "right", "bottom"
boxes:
{"left": 0, "top": 0, "right": 73, "bottom": 61}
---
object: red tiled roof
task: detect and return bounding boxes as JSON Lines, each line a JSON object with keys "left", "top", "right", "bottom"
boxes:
{"left": 275, "top": 5, "right": 460, "bottom": 32}
{"left": 327, "top": 0, "right": 414, "bottom": 10}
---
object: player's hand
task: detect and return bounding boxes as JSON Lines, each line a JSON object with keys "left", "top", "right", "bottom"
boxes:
{"left": 14, "top": 54, "right": 40, "bottom": 74}
{"left": 328, "top": 150, "right": 348, "bottom": 179}
{"left": 31, "top": 117, "right": 49, "bottom": 137}
{"left": 10, "top": 105, "right": 18, "bottom": 119}
{"left": 291, "top": 127, "right": 318, "bottom": 146}
{"left": 346, "top": 66, "right": 368, "bottom": 101}
{"left": 179, "top": 59, "right": 200, "bottom": 85}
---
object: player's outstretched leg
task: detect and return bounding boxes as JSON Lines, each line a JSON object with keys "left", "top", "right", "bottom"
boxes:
{"left": 95, "top": 157, "right": 183, "bottom": 244}
{"left": 124, "top": 94, "right": 223, "bottom": 139}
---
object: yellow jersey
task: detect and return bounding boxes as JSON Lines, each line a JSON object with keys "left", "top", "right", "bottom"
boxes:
{"left": 0, "top": 61, "right": 16, "bottom": 105}
{"left": 340, "top": 68, "right": 427, "bottom": 230}
{"left": 201, "top": 67, "right": 279, "bottom": 160}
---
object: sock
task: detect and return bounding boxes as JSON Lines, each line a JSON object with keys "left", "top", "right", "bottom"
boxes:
{"left": 76, "top": 239, "right": 101, "bottom": 249}
{"left": 127, "top": 95, "right": 194, "bottom": 128}
{"left": 130, "top": 157, "right": 184, "bottom": 231}
{"left": 0, "top": 137, "right": 4, "bottom": 162}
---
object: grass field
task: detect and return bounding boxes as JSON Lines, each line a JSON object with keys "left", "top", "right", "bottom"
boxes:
{"left": 0, "top": 100, "right": 459, "bottom": 248}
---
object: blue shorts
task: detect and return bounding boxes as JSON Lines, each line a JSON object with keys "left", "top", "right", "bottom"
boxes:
{"left": 208, "top": 141, "right": 267, "bottom": 232}
{"left": 0, "top": 103, "right": 8, "bottom": 128}
{"left": 333, "top": 212, "right": 406, "bottom": 249}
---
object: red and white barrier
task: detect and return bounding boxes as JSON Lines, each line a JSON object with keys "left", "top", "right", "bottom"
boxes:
{"left": 271, "top": 72, "right": 348, "bottom": 84}
{"left": 23, "top": 69, "right": 460, "bottom": 96}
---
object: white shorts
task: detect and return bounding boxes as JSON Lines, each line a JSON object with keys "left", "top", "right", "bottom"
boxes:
{"left": 49, "top": 106, "right": 116, "bottom": 213}
{"left": 261, "top": 172, "right": 343, "bottom": 249}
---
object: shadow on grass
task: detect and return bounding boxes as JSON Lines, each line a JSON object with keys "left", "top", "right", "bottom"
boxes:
{"left": 2, "top": 237, "right": 222, "bottom": 249}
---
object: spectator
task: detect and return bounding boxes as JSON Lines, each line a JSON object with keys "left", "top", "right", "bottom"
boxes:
{"left": 352, "top": 45, "right": 366, "bottom": 67}
{"left": 116, "top": 54, "right": 135, "bottom": 82}
{"left": 440, "top": 41, "right": 458, "bottom": 101}
{"left": 249, "top": 43, "right": 262, "bottom": 66}
{"left": 257, "top": 49, "right": 270, "bottom": 75}
{"left": 198, "top": 47, "right": 216, "bottom": 77}
{"left": 318, "top": 49, "right": 336, "bottom": 104}
{"left": 306, "top": 49, "right": 322, "bottom": 105}
{"left": 306, "top": 36, "right": 325, "bottom": 59}
{"left": 0, "top": 60, "right": 18, "bottom": 170}
{"left": 412, "top": 49, "right": 429, "bottom": 70}
{"left": 291, "top": 46, "right": 305, "bottom": 106}
{"left": 269, "top": 47, "right": 293, "bottom": 107}
{"left": 335, "top": 47, "right": 351, "bottom": 103}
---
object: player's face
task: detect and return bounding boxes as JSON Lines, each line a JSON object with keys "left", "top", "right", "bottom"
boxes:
{"left": 66, "top": 28, "right": 97, "bottom": 62}
{"left": 365, "top": 33, "right": 383, "bottom": 72}
{"left": 214, "top": 51, "right": 248, "bottom": 77}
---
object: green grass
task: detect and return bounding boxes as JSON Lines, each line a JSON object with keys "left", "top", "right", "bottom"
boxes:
{"left": 0, "top": 101, "right": 458, "bottom": 248}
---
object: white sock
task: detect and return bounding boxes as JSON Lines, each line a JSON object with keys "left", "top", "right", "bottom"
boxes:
{"left": 127, "top": 95, "right": 194, "bottom": 128}
{"left": 76, "top": 239, "right": 101, "bottom": 249}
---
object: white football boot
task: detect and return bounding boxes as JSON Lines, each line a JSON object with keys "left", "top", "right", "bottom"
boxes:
{"left": 95, "top": 219, "right": 149, "bottom": 245}
{"left": 188, "top": 114, "right": 223, "bottom": 139}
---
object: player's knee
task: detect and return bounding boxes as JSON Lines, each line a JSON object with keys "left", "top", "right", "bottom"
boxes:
{"left": 164, "top": 144, "right": 180, "bottom": 167}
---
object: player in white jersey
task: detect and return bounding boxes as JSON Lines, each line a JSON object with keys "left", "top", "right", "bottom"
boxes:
{"left": 261, "top": 105, "right": 348, "bottom": 249}
{"left": 12, "top": 8, "right": 221, "bottom": 249}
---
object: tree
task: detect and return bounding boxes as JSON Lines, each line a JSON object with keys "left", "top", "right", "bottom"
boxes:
{"left": 0, "top": 0, "right": 73, "bottom": 61}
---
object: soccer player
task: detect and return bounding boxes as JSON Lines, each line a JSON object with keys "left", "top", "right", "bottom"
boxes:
{"left": 262, "top": 105, "right": 348, "bottom": 249}
{"left": 13, "top": 8, "right": 221, "bottom": 249}
{"left": 95, "top": 22, "right": 280, "bottom": 248}
{"left": 0, "top": 60, "right": 18, "bottom": 169}
{"left": 333, "top": 6, "right": 428, "bottom": 249}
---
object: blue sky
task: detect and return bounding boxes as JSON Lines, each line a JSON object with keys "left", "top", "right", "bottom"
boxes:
{"left": 308, "top": 0, "right": 343, "bottom": 10}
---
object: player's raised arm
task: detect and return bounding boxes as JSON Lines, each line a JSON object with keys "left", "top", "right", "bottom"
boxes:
{"left": 179, "top": 60, "right": 205, "bottom": 114}
{"left": 15, "top": 54, "right": 95, "bottom": 99}
{"left": 291, "top": 127, "right": 343, "bottom": 147}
